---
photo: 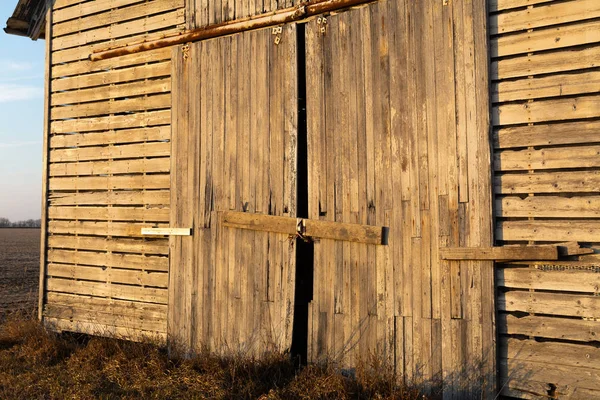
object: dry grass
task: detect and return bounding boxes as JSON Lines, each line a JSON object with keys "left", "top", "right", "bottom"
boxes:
{"left": 0, "top": 311, "right": 428, "bottom": 400}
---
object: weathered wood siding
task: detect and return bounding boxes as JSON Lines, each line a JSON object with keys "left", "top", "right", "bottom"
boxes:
{"left": 42, "top": 0, "right": 185, "bottom": 340}
{"left": 169, "top": 26, "right": 298, "bottom": 354}
{"left": 306, "top": 0, "right": 495, "bottom": 395}
{"left": 186, "top": 0, "right": 298, "bottom": 29}
{"left": 491, "top": 0, "right": 600, "bottom": 397}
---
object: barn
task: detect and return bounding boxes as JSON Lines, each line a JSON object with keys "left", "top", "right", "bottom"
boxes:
{"left": 5, "top": 0, "right": 600, "bottom": 397}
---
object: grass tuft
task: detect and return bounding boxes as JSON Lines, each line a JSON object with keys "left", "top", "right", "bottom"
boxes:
{"left": 0, "top": 312, "right": 431, "bottom": 399}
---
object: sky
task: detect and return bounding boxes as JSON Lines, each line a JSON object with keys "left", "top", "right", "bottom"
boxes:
{"left": 0, "top": 3, "right": 45, "bottom": 221}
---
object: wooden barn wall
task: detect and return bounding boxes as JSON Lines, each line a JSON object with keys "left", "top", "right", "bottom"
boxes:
{"left": 306, "top": 0, "right": 495, "bottom": 396}
{"left": 490, "top": 0, "right": 600, "bottom": 398}
{"left": 186, "top": 0, "right": 298, "bottom": 29}
{"left": 41, "top": 0, "right": 185, "bottom": 341}
{"left": 169, "top": 26, "right": 298, "bottom": 353}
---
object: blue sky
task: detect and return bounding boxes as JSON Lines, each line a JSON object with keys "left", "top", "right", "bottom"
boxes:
{"left": 0, "top": 3, "right": 45, "bottom": 221}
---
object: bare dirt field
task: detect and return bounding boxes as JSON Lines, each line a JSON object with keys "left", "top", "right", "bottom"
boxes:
{"left": 0, "top": 229, "right": 39, "bottom": 316}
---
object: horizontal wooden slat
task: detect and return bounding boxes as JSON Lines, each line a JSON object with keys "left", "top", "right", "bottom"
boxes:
{"left": 53, "top": 0, "right": 151, "bottom": 23}
{"left": 499, "top": 380, "right": 550, "bottom": 400}
{"left": 49, "top": 158, "right": 170, "bottom": 177}
{"left": 47, "top": 263, "right": 168, "bottom": 287}
{"left": 498, "top": 314, "right": 600, "bottom": 342}
{"left": 51, "top": 110, "right": 170, "bottom": 134}
{"left": 502, "top": 338, "right": 600, "bottom": 370}
{"left": 45, "top": 317, "right": 167, "bottom": 342}
{"left": 141, "top": 228, "right": 191, "bottom": 236}
{"left": 50, "top": 126, "right": 170, "bottom": 148}
{"left": 498, "top": 290, "right": 600, "bottom": 317}
{"left": 48, "top": 190, "right": 170, "bottom": 206}
{"left": 53, "top": 28, "right": 182, "bottom": 64}
{"left": 489, "top": 0, "right": 600, "bottom": 35}
{"left": 47, "top": 249, "right": 169, "bottom": 271}
{"left": 221, "top": 211, "right": 387, "bottom": 245}
{"left": 50, "top": 142, "right": 170, "bottom": 162}
{"left": 497, "top": 220, "right": 600, "bottom": 242}
{"left": 51, "top": 93, "right": 171, "bottom": 120}
{"left": 497, "top": 267, "right": 600, "bottom": 292}
{"left": 495, "top": 145, "right": 600, "bottom": 171}
{"left": 494, "top": 120, "right": 600, "bottom": 149}
{"left": 492, "top": 70, "right": 600, "bottom": 103}
{"left": 49, "top": 174, "right": 170, "bottom": 190}
{"left": 52, "top": 9, "right": 185, "bottom": 52}
{"left": 47, "top": 277, "right": 168, "bottom": 303}
{"left": 52, "top": 78, "right": 170, "bottom": 105}
{"left": 47, "top": 291, "right": 167, "bottom": 316}
{"left": 53, "top": 0, "right": 183, "bottom": 37}
{"left": 493, "top": 95, "right": 600, "bottom": 126}
{"left": 496, "top": 170, "right": 600, "bottom": 194}
{"left": 440, "top": 246, "right": 558, "bottom": 260}
{"left": 53, "top": 0, "right": 87, "bottom": 11}
{"left": 48, "top": 220, "right": 168, "bottom": 237}
{"left": 491, "top": 44, "right": 600, "bottom": 80}
{"left": 52, "top": 62, "right": 170, "bottom": 92}
{"left": 48, "top": 206, "right": 169, "bottom": 222}
{"left": 47, "top": 235, "right": 169, "bottom": 255}
{"left": 491, "top": 19, "right": 600, "bottom": 58}
{"left": 45, "top": 303, "right": 167, "bottom": 332}
{"left": 488, "top": 0, "right": 553, "bottom": 12}
{"left": 497, "top": 195, "right": 600, "bottom": 218}
{"left": 500, "top": 358, "right": 600, "bottom": 391}
{"left": 52, "top": 48, "right": 171, "bottom": 78}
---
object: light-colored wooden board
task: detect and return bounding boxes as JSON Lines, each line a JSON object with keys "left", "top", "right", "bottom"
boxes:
{"left": 44, "top": 317, "right": 167, "bottom": 343}
{"left": 52, "top": 78, "right": 171, "bottom": 105}
{"left": 494, "top": 120, "right": 600, "bottom": 149}
{"left": 52, "top": 62, "right": 171, "bottom": 92}
{"left": 500, "top": 358, "right": 600, "bottom": 392}
{"left": 491, "top": 19, "right": 600, "bottom": 58}
{"left": 52, "top": 9, "right": 185, "bottom": 52}
{"left": 489, "top": 0, "right": 600, "bottom": 35}
{"left": 49, "top": 174, "right": 170, "bottom": 191}
{"left": 47, "top": 291, "right": 167, "bottom": 319}
{"left": 47, "top": 235, "right": 169, "bottom": 255}
{"left": 497, "top": 195, "right": 600, "bottom": 218}
{"left": 51, "top": 93, "right": 171, "bottom": 120}
{"left": 495, "top": 145, "right": 600, "bottom": 171}
{"left": 48, "top": 206, "right": 169, "bottom": 222}
{"left": 47, "top": 249, "right": 169, "bottom": 271}
{"left": 47, "top": 277, "right": 168, "bottom": 304}
{"left": 47, "top": 263, "right": 168, "bottom": 288}
{"left": 492, "top": 44, "right": 600, "bottom": 80}
{"left": 440, "top": 246, "right": 557, "bottom": 260}
{"left": 497, "top": 266, "right": 600, "bottom": 293}
{"left": 497, "top": 220, "right": 600, "bottom": 242}
{"left": 498, "top": 313, "right": 600, "bottom": 342}
{"left": 488, "top": 0, "right": 553, "bottom": 12}
{"left": 51, "top": 110, "right": 170, "bottom": 134}
{"left": 493, "top": 95, "right": 600, "bottom": 126}
{"left": 48, "top": 220, "right": 168, "bottom": 237}
{"left": 141, "top": 228, "right": 191, "bottom": 236}
{"left": 492, "top": 70, "right": 600, "bottom": 103}
{"left": 496, "top": 170, "right": 600, "bottom": 194}
{"left": 48, "top": 190, "right": 170, "bottom": 206}
{"left": 49, "top": 158, "right": 170, "bottom": 177}
{"left": 50, "top": 126, "right": 170, "bottom": 148}
{"left": 45, "top": 303, "right": 167, "bottom": 332}
{"left": 501, "top": 337, "right": 600, "bottom": 370}
{"left": 52, "top": 47, "right": 172, "bottom": 78}
{"left": 53, "top": 0, "right": 183, "bottom": 37}
{"left": 498, "top": 290, "right": 600, "bottom": 318}
{"left": 49, "top": 142, "right": 170, "bottom": 162}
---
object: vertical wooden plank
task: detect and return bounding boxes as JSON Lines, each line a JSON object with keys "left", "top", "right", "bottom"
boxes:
{"left": 39, "top": 9, "right": 53, "bottom": 321}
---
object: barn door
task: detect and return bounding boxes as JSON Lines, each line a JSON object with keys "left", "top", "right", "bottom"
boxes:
{"left": 169, "top": 25, "right": 298, "bottom": 354}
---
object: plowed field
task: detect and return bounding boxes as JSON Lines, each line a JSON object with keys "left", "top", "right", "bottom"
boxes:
{"left": 0, "top": 229, "right": 39, "bottom": 316}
